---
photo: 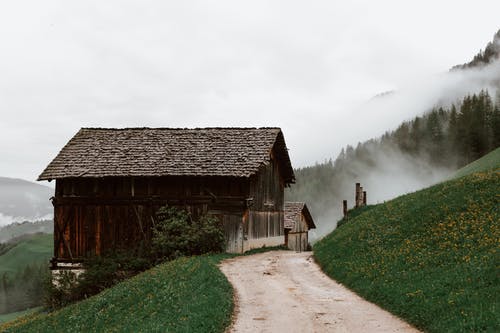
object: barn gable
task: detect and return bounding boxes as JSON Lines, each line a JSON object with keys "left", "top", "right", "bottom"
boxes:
{"left": 284, "top": 202, "right": 315, "bottom": 230}
{"left": 284, "top": 202, "right": 315, "bottom": 252}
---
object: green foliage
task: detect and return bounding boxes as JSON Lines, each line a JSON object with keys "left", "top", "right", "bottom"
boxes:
{"left": 0, "top": 233, "right": 52, "bottom": 315}
{"left": 2, "top": 255, "right": 234, "bottom": 333}
{"left": 45, "top": 206, "right": 225, "bottom": 310}
{"left": 314, "top": 170, "right": 500, "bottom": 332}
{"left": 152, "top": 206, "right": 225, "bottom": 261}
{"left": 389, "top": 90, "right": 498, "bottom": 165}
{"left": 0, "top": 262, "right": 49, "bottom": 315}
{"left": 43, "top": 270, "right": 79, "bottom": 310}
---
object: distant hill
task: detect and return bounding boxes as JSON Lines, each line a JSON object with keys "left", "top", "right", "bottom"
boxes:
{"left": 0, "top": 220, "right": 53, "bottom": 243}
{"left": 0, "top": 177, "right": 53, "bottom": 227}
{"left": 314, "top": 169, "right": 499, "bottom": 332}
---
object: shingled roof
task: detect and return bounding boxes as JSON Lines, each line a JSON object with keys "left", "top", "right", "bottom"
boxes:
{"left": 38, "top": 127, "right": 295, "bottom": 183}
{"left": 284, "top": 202, "right": 316, "bottom": 229}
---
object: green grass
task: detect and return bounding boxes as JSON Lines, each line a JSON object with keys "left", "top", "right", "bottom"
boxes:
{"left": 453, "top": 147, "right": 500, "bottom": 179}
{"left": 314, "top": 170, "right": 500, "bottom": 333}
{"left": 0, "top": 233, "right": 52, "bottom": 276}
{"left": 1, "top": 254, "right": 234, "bottom": 333}
{"left": 0, "top": 308, "right": 41, "bottom": 324}
{"left": 336, "top": 204, "right": 375, "bottom": 228}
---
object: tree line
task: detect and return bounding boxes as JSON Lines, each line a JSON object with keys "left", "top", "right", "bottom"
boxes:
{"left": 385, "top": 90, "right": 500, "bottom": 167}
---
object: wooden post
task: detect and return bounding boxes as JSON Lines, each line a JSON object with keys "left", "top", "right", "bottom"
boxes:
{"left": 359, "top": 186, "right": 363, "bottom": 207}
{"left": 363, "top": 191, "right": 367, "bottom": 206}
{"left": 355, "top": 183, "right": 361, "bottom": 208}
{"left": 342, "top": 200, "right": 348, "bottom": 218}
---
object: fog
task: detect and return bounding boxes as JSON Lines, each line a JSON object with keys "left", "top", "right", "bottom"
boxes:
{"left": 337, "top": 58, "right": 500, "bottom": 154}
{"left": 297, "top": 59, "right": 500, "bottom": 241}
{"left": 304, "top": 144, "right": 457, "bottom": 241}
{"left": 0, "top": 1, "right": 499, "bottom": 182}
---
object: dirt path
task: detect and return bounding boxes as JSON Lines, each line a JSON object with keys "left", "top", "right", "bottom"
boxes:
{"left": 219, "top": 251, "right": 420, "bottom": 333}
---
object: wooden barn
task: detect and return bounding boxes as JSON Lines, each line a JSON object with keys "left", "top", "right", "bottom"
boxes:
{"left": 38, "top": 128, "right": 295, "bottom": 269}
{"left": 284, "top": 202, "right": 315, "bottom": 252}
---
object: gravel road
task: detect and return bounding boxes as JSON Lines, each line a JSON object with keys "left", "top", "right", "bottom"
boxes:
{"left": 219, "top": 251, "right": 420, "bottom": 333}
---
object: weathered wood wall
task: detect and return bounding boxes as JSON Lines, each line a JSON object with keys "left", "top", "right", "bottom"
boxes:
{"left": 286, "top": 214, "right": 309, "bottom": 252}
{"left": 52, "top": 147, "right": 287, "bottom": 262}
{"left": 245, "top": 152, "right": 284, "bottom": 242}
{"left": 53, "top": 176, "right": 248, "bottom": 261}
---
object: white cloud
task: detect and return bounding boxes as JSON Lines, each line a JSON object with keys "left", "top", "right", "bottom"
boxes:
{"left": 0, "top": 1, "right": 499, "bottom": 181}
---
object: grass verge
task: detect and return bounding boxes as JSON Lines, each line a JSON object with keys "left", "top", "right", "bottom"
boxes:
{"left": 0, "top": 308, "right": 41, "bottom": 324}
{"left": 314, "top": 171, "right": 499, "bottom": 332}
{"left": 1, "top": 254, "right": 234, "bottom": 333}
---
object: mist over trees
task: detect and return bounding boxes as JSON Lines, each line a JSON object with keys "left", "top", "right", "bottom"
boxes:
{"left": 387, "top": 90, "right": 499, "bottom": 166}
{"left": 452, "top": 30, "right": 500, "bottom": 70}
{"left": 288, "top": 31, "right": 500, "bottom": 239}
{"left": 0, "top": 262, "right": 48, "bottom": 314}
{"left": 287, "top": 90, "right": 500, "bottom": 238}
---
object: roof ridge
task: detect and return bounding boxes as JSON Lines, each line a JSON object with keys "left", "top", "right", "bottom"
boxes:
{"left": 38, "top": 127, "right": 294, "bottom": 182}
{"left": 80, "top": 127, "right": 282, "bottom": 131}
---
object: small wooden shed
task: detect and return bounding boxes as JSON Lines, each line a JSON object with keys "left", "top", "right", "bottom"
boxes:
{"left": 38, "top": 127, "right": 295, "bottom": 269}
{"left": 284, "top": 202, "right": 316, "bottom": 252}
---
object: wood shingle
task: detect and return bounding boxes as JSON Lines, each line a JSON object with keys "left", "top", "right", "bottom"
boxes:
{"left": 38, "top": 127, "right": 295, "bottom": 183}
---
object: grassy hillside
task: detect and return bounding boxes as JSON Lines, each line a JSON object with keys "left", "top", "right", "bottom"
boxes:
{"left": 453, "top": 147, "right": 500, "bottom": 178}
{"left": 0, "top": 233, "right": 52, "bottom": 276}
{"left": 1, "top": 254, "right": 234, "bottom": 333}
{"left": 314, "top": 170, "right": 499, "bottom": 332}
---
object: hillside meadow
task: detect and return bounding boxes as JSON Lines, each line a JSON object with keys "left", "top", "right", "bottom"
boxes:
{"left": 1, "top": 254, "right": 234, "bottom": 333}
{"left": 314, "top": 170, "right": 499, "bottom": 332}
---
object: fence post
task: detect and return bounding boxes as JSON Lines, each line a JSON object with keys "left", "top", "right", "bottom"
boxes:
{"left": 355, "top": 183, "right": 360, "bottom": 208}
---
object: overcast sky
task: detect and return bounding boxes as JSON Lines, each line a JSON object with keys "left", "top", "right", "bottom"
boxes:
{"left": 1, "top": 1, "right": 499, "bottom": 183}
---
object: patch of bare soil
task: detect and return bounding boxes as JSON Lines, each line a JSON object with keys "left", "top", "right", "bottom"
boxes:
{"left": 219, "top": 251, "right": 420, "bottom": 333}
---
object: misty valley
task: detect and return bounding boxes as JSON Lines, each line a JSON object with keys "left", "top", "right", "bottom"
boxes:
{"left": 0, "top": 26, "right": 499, "bottom": 333}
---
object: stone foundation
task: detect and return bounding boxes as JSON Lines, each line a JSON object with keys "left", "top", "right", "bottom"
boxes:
{"left": 243, "top": 236, "right": 284, "bottom": 252}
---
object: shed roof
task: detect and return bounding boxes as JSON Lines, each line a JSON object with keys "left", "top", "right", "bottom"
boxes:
{"left": 38, "top": 127, "right": 295, "bottom": 183}
{"left": 284, "top": 202, "right": 316, "bottom": 229}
